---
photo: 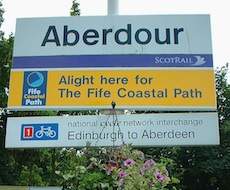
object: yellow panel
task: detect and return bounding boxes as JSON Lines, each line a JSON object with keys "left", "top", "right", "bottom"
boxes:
{"left": 8, "top": 71, "right": 23, "bottom": 107}
{"left": 8, "top": 69, "right": 216, "bottom": 109}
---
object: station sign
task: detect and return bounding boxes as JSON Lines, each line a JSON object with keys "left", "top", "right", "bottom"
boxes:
{"left": 5, "top": 112, "right": 219, "bottom": 148}
{"left": 8, "top": 15, "right": 216, "bottom": 110}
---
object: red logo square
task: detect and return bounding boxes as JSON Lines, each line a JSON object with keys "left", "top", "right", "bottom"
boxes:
{"left": 23, "top": 126, "right": 34, "bottom": 138}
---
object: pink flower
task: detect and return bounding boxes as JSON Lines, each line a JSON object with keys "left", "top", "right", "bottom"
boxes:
{"left": 144, "top": 159, "right": 155, "bottom": 169}
{"left": 141, "top": 159, "right": 156, "bottom": 175}
{"left": 105, "top": 160, "right": 118, "bottom": 175}
{"left": 155, "top": 171, "right": 166, "bottom": 182}
{"left": 124, "top": 159, "right": 135, "bottom": 167}
{"left": 118, "top": 171, "right": 128, "bottom": 178}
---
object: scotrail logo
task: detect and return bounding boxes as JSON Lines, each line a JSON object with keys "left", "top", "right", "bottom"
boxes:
{"left": 21, "top": 123, "right": 58, "bottom": 140}
{"left": 192, "top": 56, "right": 206, "bottom": 66}
{"left": 152, "top": 54, "right": 210, "bottom": 67}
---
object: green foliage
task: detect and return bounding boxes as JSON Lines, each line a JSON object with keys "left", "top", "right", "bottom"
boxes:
{"left": 0, "top": 149, "right": 17, "bottom": 184}
{"left": 216, "top": 64, "right": 230, "bottom": 122}
{"left": 78, "top": 172, "right": 110, "bottom": 190}
{"left": 18, "top": 165, "right": 45, "bottom": 186}
{"left": 70, "top": 0, "right": 80, "bottom": 16}
{"left": 0, "top": 35, "right": 13, "bottom": 108}
{"left": 54, "top": 147, "right": 114, "bottom": 190}
{"left": 0, "top": 33, "right": 15, "bottom": 185}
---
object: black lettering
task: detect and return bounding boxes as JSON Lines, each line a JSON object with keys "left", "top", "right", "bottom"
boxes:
{"left": 117, "top": 88, "right": 126, "bottom": 98}
{"left": 174, "top": 28, "right": 184, "bottom": 44}
{"left": 102, "top": 29, "right": 113, "bottom": 45}
{"left": 68, "top": 131, "right": 75, "bottom": 140}
{"left": 41, "top": 25, "right": 185, "bottom": 47}
{"left": 63, "top": 25, "right": 80, "bottom": 46}
{"left": 135, "top": 28, "right": 152, "bottom": 44}
{"left": 59, "top": 75, "right": 67, "bottom": 85}
{"left": 115, "top": 24, "right": 131, "bottom": 45}
{"left": 83, "top": 29, "right": 99, "bottom": 45}
{"left": 41, "top": 26, "right": 61, "bottom": 46}
{"left": 155, "top": 28, "right": 170, "bottom": 44}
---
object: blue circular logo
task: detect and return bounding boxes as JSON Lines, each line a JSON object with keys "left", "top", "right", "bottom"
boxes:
{"left": 26, "top": 72, "right": 44, "bottom": 88}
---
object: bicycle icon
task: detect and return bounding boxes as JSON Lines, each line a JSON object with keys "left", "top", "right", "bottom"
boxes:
{"left": 35, "top": 126, "right": 57, "bottom": 138}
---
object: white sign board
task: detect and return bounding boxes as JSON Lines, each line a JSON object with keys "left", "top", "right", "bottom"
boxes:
{"left": 13, "top": 15, "right": 212, "bottom": 58}
{"left": 5, "top": 112, "right": 219, "bottom": 148}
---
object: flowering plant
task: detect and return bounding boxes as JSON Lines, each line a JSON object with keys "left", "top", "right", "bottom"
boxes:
{"left": 104, "top": 145, "right": 179, "bottom": 190}
{"left": 56, "top": 145, "right": 179, "bottom": 190}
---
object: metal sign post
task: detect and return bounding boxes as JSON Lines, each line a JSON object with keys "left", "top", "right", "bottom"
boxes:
{"left": 107, "top": 0, "right": 119, "bottom": 15}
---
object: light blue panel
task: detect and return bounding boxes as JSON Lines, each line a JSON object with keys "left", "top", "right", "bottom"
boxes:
{"left": 13, "top": 15, "right": 212, "bottom": 57}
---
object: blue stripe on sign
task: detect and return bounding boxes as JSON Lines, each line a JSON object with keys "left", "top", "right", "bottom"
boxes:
{"left": 12, "top": 54, "right": 213, "bottom": 69}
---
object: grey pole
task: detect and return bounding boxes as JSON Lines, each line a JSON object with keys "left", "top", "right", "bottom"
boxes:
{"left": 107, "top": 0, "right": 119, "bottom": 15}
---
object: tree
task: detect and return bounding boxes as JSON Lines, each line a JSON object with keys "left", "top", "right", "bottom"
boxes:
{"left": 0, "top": 34, "right": 16, "bottom": 185}
{"left": 216, "top": 63, "right": 230, "bottom": 122}
{"left": 70, "top": 0, "right": 80, "bottom": 16}
{"left": 177, "top": 65, "right": 230, "bottom": 190}
{"left": 0, "top": 34, "right": 16, "bottom": 184}
{"left": 0, "top": 0, "right": 12, "bottom": 128}
{"left": 0, "top": 36, "right": 13, "bottom": 106}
